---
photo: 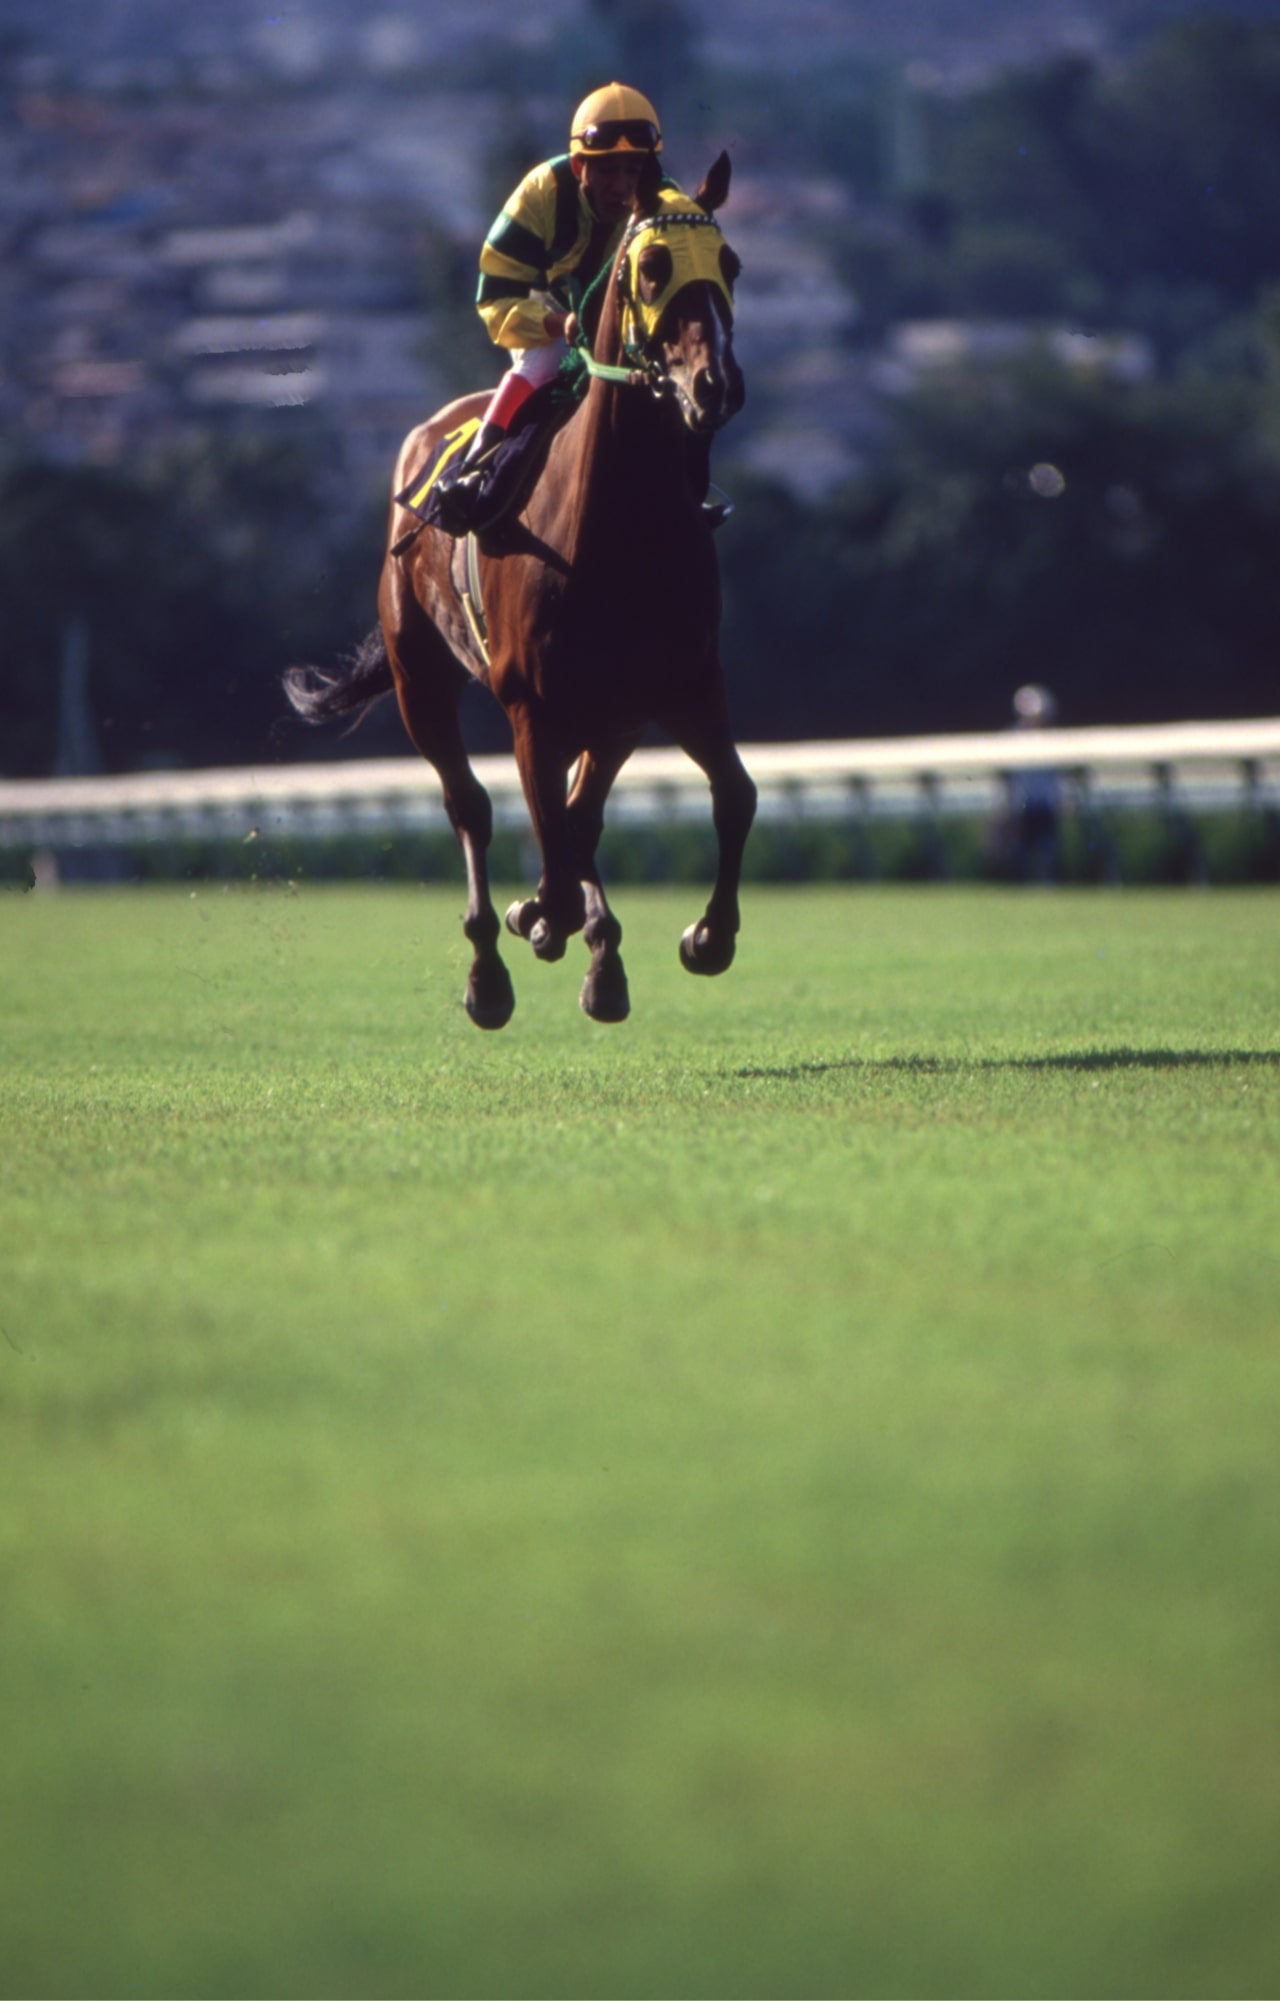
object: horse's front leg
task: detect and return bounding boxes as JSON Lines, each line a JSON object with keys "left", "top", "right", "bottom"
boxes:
{"left": 665, "top": 707, "right": 757, "bottom": 976}
{"left": 569, "top": 745, "right": 637, "bottom": 1024}
{"left": 504, "top": 710, "right": 585, "bottom": 963}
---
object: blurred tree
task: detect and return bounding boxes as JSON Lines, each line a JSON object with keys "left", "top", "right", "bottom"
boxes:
{"left": 1258, "top": 283, "right": 1280, "bottom": 457}
{"left": 941, "top": 54, "right": 1109, "bottom": 286}
{"left": 719, "top": 355, "right": 1280, "bottom": 740}
{"left": 580, "top": 0, "right": 704, "bottom": 130}
{"left": 850, "top": 22, "right": 1280, "bottom": 357}
{"left": 7, "top": 353, "right": 1276, "bottom": 777}
{"left": 1097, "top": 19, "right": 1280, "bottom": 310}
{"left": 947, "top": 222, "right": 1083, "bottom": 319}
{"left": 0, "top": 432, "right": 385, "bottom": 777}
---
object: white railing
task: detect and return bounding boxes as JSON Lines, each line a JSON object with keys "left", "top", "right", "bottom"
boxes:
{"left": 3, "top": 718, "right": 1279, "bottom": 851}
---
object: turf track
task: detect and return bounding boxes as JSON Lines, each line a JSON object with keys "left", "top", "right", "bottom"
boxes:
{"left": 2, "top": 884, "right": 1279, "bottom": 1998}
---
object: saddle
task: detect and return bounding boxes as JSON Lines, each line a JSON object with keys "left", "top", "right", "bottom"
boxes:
{"left": 394, "top": 397, "right": 567, "bottom": 542}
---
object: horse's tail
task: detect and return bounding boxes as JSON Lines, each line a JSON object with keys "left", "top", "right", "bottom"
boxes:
{"left": 282, "top": 627, "right": 394, "bottom": 725}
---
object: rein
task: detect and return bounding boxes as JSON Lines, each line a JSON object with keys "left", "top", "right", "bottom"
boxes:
{"left": 581, "top": 354, "right": 652, "bottom": 387}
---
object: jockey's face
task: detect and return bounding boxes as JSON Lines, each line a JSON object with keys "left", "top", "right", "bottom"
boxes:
{"left": 576, "top": 153, "right": 645, "bottom": 225}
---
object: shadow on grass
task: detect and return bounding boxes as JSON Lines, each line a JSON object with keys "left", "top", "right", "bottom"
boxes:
{"left": 734, "top": 1048, "right": 1280, "bottom": 1081}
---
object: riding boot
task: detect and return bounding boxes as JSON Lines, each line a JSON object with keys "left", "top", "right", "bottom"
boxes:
{"left": 448, "top": 359, "right": 544, "bottom": 499}
{"left": 433, "top": 421, "right": 507, "bottom": 533}
{"left": 462, "top": 420, "right": 506, "bottom": 469}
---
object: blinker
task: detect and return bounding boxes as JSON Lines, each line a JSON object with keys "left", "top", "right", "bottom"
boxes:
{"left": 619, "top": 203, "right": 736, "bottom": 352}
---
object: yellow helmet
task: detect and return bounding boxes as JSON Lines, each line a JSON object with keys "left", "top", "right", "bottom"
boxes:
{"left": 569, "top": 82, "right": 662, "bottom": 157}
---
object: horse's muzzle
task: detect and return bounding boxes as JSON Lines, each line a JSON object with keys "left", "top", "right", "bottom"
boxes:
{"left": 674, "top": 351, "right": 745, "bottom": 434}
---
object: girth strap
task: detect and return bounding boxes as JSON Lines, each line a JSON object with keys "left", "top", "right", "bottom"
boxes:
{"left": 461, "top": 531, "right": 490, "bottom": 668}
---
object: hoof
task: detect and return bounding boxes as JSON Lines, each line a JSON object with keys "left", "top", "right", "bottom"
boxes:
{"left": 465, "top": 997, "right": 514, "bottom": 1031}
{"left": 679, "top": 920, "right": 736, "bottom": 977}
{"left": 505, "top": 899, "right": 537, "bottom": 940}
{"left": 580, "top": 960, "right": 630, "bottom": 1024}
{"left": 464, "top": 958, "right": 515, "bottom": 1030}
{"left": 529, "top": 918, "right": 567, "bottom": 963}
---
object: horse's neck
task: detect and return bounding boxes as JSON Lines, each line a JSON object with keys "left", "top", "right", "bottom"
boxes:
{"left": 594, "top": 377, "right": 677, "bottom": 483}
{"left": 555, "top": 251, "right": 692, "bottom": 554}
{"left": 560, "top": 378, "right": 690, "bottom": 563}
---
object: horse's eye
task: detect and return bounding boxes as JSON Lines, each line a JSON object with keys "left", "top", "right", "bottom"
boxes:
{"left": 720, "top": 246, "right": 741, "bottom": 293}
{"left": 637, "top": 245, "right": 674, "bottom": 306}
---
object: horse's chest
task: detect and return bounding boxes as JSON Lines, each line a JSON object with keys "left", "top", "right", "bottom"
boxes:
{"left": 548, "top": 578, "right": 717, "bottom": 701}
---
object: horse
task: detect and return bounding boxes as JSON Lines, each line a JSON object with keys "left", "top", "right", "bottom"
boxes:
{"left": 283, "top": 152, "right": 756, "bottom": 1030}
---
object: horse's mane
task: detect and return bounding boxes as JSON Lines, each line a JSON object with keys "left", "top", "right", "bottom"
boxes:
{"left": 552, "top": 224, "right": 631, "bottom": 405}
{"left": 555, "top": 188, "right": 656, "bottom": 559}
{"left": 590, "top": 236, "right": 628, "bottom": 367}
{"left": 574, "top": 253, "right": 620, "bottom": 363}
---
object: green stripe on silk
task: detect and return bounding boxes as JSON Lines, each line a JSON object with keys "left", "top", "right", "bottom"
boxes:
{"left": 477, "top": 272, "right": 531, "bottom": 306}
{"left": 549, "top": 155, "right": 581, "bottom": 264}
{"left": 486, "top": 210, "right": 548, "bottom": 278}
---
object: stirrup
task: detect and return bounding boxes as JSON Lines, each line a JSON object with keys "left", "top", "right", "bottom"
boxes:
{"left": 433, "top": 465, "right": 488, "bottom": 536}
{"left": 702, "top": 484, "right": 734, "bottom": 531}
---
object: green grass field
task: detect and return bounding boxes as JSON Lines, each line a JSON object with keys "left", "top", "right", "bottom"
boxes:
{"left": 3, "top": 883, "right": 1278, "bottom": 1999}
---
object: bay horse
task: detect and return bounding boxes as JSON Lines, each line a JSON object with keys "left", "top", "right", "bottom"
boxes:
{"left": 284, "top": 152, "right": 756, "bottom": 1029}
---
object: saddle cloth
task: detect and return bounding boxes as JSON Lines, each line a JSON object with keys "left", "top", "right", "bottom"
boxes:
{"left": 395, "top": 404, "right": 562, "bottom": 536}
{"left": 395, "top": 417, "right": 481, "bottom": 521}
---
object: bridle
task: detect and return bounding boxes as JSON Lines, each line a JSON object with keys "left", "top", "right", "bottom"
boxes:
{"left": 580, "top": 206, "right": 737, "bottom": 400}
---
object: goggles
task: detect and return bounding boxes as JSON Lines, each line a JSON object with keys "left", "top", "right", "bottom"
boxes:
{"left": 573, "top": 118, "right": 661, "bottom": 154}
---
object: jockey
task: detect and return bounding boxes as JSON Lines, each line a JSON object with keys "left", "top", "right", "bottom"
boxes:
{"left": 437, "top": 84, "right": 665, "bottom": 529}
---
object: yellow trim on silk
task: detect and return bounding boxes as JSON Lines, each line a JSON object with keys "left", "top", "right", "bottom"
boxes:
{"left": 478, "top": 160, "right": 624, "bottom": 352}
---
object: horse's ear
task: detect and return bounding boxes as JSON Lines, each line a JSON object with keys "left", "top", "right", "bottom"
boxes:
{"left": 693, "top": 151, "right": 731, "bottom": 214}
{"left": 634, "top": 152, "right": 663, "bottom": 219}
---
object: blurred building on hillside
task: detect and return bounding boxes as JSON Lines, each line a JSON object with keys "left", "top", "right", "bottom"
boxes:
{"left": 0, "top": 0, "right": 1237, "bottom": 506}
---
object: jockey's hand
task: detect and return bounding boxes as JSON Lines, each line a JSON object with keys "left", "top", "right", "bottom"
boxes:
{"left": 542, "top": 310, "right": 570, "bottom": 340}
{"left": 564, "top": 312, "right": 579, "bottom": 343}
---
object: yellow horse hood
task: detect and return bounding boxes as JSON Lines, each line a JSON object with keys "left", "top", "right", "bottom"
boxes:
{"left": 618, "top": 193, "right": 736, "bottom": 348}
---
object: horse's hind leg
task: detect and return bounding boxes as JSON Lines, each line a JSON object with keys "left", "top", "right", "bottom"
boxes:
{"left": 450, "top": 765, "right": 517, "bottom": 1029}
{"left": 388, "top": 631, "right": 514, "bottom": 1030}
{"left": 664, "top": 701, "right": 757, "bottom": 976}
